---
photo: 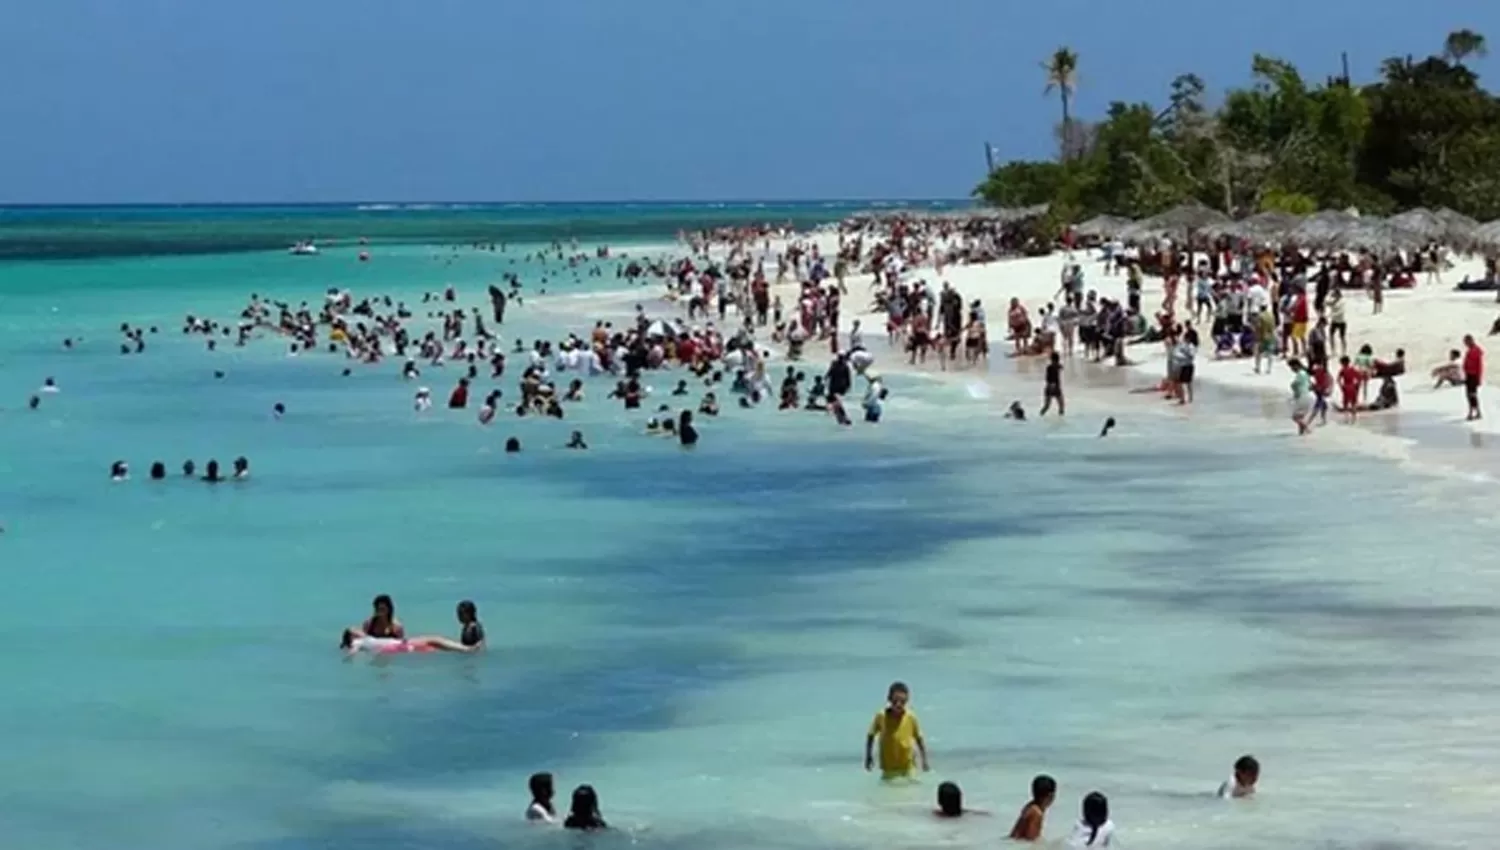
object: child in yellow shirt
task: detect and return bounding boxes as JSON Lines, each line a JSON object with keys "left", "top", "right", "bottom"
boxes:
{"left": 864, "top": 681, "right": 930, "bottom": 780}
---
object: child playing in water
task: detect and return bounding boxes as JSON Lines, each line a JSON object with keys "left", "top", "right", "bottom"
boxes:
{"left": 864, "top": 681, "right": 929, "bottom": 780}
{"left": 1009, "top": 774, "right": 1056, "bottom": 840}
{"left": 1218, "top": 754, "right": 1260, "bottom": 799}
{"left": 933, "top": 781, "right": 988, "bottom": 817}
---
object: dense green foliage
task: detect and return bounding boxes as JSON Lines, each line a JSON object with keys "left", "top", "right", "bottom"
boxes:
{"left": 975, "top": 30, "right": 1500, "bottom": 227}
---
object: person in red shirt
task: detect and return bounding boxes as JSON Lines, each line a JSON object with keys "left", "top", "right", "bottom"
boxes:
{"left": 1463, "top": 334, "right": 1484, "bottom": 421}
{"left": 1311, "top": 361, "right": 1332, "bottom": 425}
{"left": 448, "top": 377, "right": 470, "bottom": 410}
{"left": 1337, "top": 355, "right": 1362, "bottom": 421}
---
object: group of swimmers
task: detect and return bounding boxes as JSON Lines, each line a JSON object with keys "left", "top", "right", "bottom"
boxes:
{"left": 110, "top": 457, "right": 250, "bottom": 482}
{"left": 868, "top": 682, "right": 1260, "bottom": 847}
{"left": 340, "top": 594, "right": 486, "bottom": 655}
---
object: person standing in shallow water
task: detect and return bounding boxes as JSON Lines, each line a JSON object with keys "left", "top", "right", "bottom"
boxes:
{"left": 864, "top": 681, "right": 929, "bottom": 780}
{"left": 1040, "top": 351, "right": 1065, "bottom": 416}
{"left": 1463, "top": 333, "right": 1484, "bottom": 421}
{"left": 1010, "top": 774, "right": 1056, "bottom": 840}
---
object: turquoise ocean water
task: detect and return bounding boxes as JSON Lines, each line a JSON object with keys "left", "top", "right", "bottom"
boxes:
{"left": 3, "top": 203, "right": 1500, "bottom": 850}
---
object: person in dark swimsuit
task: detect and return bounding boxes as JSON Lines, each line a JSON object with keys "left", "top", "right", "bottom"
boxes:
{"left": 1040, "top": 352, "right": 1065, "bottom": 416}
{"left": 678, "top": 410, "right": 699, "bottom": 447}
{"left": 456, "top": 599, "right": 486, "bottom": 649}
{"left": 362, "top": 594, "right": 405, "bottom": 639}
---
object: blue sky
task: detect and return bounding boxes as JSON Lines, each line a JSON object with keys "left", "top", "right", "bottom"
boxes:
{"left": 2, "top": 0, "right": 1496, "bottom": 203}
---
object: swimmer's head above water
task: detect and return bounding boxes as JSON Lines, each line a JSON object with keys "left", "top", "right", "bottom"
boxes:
{"left": 936, "top": 781, "right": 964, "bottom": 817}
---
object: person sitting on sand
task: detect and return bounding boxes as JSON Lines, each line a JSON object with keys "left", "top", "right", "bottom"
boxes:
{"left": 1009, "top": 774, "right": 1056, "bottom": 840}
{"left": 1358, "top": 376, "right": 1400, "bottom": 413}
{"left": 1433, "top": 349, "right": 1463, "bottom": 388}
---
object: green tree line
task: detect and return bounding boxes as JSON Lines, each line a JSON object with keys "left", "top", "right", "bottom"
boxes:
{"left": 975, "top": 30, "right": 1500, "bottom": 227}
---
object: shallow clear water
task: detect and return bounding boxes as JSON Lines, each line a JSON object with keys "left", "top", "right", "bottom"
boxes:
{"left": 3, "top": 222, "right": 1500, "bottom": 850}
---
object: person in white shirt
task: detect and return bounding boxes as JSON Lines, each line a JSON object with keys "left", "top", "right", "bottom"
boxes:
{"left": 525, "top": 772, "right": 557, "bottom": 823}
{"left": 1217, "top": 754, "right": 1260, "bottom": 799}
{"left": 1068, "top": 792, "right": 1115, "bottom": 847}
{"left": 1245, "top": 281, "right": 1269, "bottom": 317}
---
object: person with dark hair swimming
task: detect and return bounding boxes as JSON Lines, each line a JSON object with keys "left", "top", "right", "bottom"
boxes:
{"left": 1068, "top": 791, "right": 1115, "bottom": 847}
{"left": 563, "top": 784, "right": 607, "bottom": 830}
{"left": 1218, "top": 754, "right": 1260, "bottom": 799}
{"left": 933, "top": 780, "right": 988, "bottom": 818}
{"left": 1099, "top": 417, "right": 1116, "bottom": 437}
{"left": 678, "top": 409, "right": 698, "bottom": 446}
{"left": 526, "top": 772, "right": 557, "bottom": 822}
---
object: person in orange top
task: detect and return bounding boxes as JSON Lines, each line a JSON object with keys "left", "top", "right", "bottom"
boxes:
{"left": 1463, "top": 334, "right": 1484, "bottom": 421}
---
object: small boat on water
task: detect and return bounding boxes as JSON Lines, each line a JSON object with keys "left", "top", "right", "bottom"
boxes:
{"left": 289, "top": 242, "right": 320, "bottom": 256}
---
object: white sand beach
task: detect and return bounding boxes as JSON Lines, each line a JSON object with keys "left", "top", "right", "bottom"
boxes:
{"left": 538, "top": 227, "right": 1500, "bottom": 474}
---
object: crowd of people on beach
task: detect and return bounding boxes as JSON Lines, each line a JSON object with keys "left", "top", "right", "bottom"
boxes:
{"left": 1076, "top": 232, "right": 1488, "bottom": 433}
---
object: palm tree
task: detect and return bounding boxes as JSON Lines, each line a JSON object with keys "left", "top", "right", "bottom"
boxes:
{"left": 1443, "top": 29, "right": 1488, "bottom": 65}
{"left": 1042, "top": 47, "right": 1079, "bottom": 161}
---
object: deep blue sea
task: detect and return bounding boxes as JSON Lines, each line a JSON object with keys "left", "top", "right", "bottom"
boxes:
{"left": 3, "top": 203, "right": 1500, "bottom": 850}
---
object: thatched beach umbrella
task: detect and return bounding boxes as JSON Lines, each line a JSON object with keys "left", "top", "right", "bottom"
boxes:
{"left": 1334, "top": 218, "right": 1425, "bottom": 254}
{"left": 1432, "top": 207, "right": 1483, "bottom": 250}
{"left": 1385, "top": 208, "right": 1449, "bottom": 243}
{"left": 1074, "top": 214, "right": 1132, "bottom": 239}
{"left": 1287, "top": 209, "right": 1361, "bottom": 248}
{"left": 1474, "top": 219, "right": 1500, "bottom": 252}
{"left": 1435, "top": 207, "right": 1480, "bottom": 235}
{"left": 1132, "top": 202, "right": 1231, "bottom": 240}
{"left": 1206, "top": 210, "right": 1303, "bottom": 242}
